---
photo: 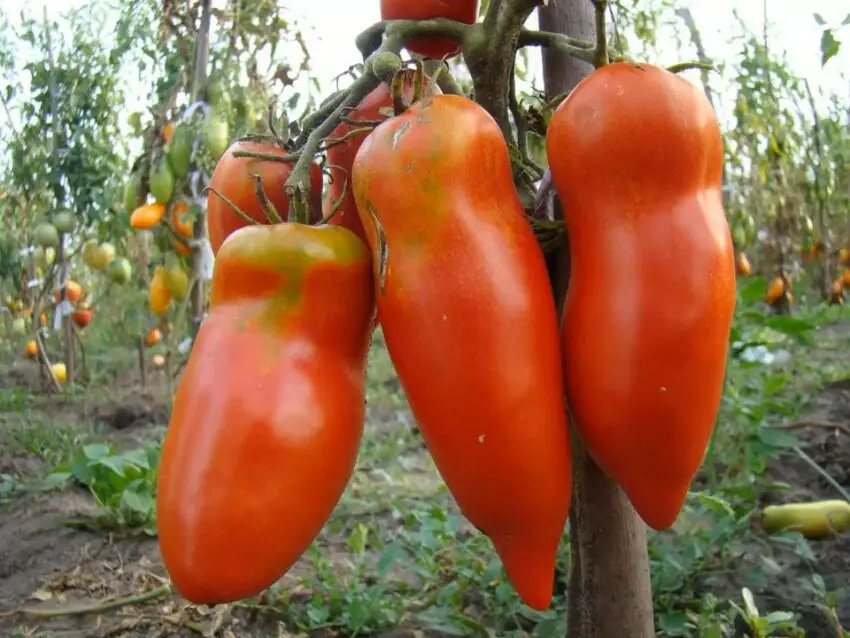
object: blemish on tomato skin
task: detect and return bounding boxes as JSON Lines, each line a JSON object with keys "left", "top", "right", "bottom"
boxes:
{"left": 391, "top": 122, "right": 412, "bottom": 150}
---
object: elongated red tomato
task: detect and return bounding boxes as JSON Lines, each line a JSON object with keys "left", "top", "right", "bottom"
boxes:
{"left": 206, "top": 141, "right": 324, "bottom": 255}
{"left": 546, "top": 62, "right": 736, "bottom": 530}
{"left": 380, "top": 0, "right": 479, "bottom": 60}
{"left": 156, "top": 223, "right": 374, "bottom": 603}
{"left": 324, "top": 71, "right": 439, "bottom": 245}
{"left": 352, "top": 94, "right": 571, "bottom": 611}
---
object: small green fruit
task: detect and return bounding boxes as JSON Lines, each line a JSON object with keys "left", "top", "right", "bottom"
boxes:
{"left": 123, "top": 174, "right": 143, "bottom": 215}
{"left": 203, "top": 111, "right": 230, "bottom": 160}
{"left": 33, "top": 246, "right": 55, "bottom": 270}
{"left": 106, "top": 256, "right": 132, "bottom": 285}
{"left": 150, "top": 159, "right": 175, "bottom": 204}
{"left": 53, "top": 212, "right": 76, "bottom": 234}
{"left": 168, "top": 125, "right": 193, "bottom": 179}
{"left": 33, "top": 222, "right": 60, "bottom": 248}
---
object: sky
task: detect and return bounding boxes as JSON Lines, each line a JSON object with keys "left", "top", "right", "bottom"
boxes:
{"left": 3, "top": 0, "right": 849, "bottom": 129}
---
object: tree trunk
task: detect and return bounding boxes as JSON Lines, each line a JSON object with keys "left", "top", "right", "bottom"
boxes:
{"left": 537, "top": 2, "right": 655, "bottom": 636}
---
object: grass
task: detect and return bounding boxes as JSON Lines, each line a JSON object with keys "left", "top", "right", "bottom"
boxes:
{"left": 0, "top": 275, "right": 849, "bottom": 636}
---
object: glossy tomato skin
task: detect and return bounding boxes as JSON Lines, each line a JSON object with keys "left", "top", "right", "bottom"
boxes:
{"left": 380, "top": 0, "right": 479, "bottom": 59}
{"left": 206, "top": 141, "right": 324, "bottom": 255}
{"left": 353, "top": 94, "right": 571, "bottom": 611}
{"left": 546, "top": 63, "right": 736, "bottom": 531}
{"left": 156, "top": 223, "right": 374, "bottom": 604}
{"left": 325, "top": 71, "right": 439, "bottom": 246}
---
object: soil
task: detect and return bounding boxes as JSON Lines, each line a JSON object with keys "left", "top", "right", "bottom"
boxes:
{"left": 0, "top": 326, "right": 849, "bottom": 637}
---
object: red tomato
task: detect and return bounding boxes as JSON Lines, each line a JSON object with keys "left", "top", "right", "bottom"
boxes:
{"left": 380, "top": 0, "right": 479, "bottom": 59}
{"left": 353, "top": 94, "right": 571, "bottom": 611}
{"left": 206, "top": 141, "right": 324, "bottom": 255}
{"left": 157, "top": 223, "right": 375, "bottom": 603}
{"left": 546, "top": 63, "right": 737, "bottom": 530}
{"left": 324, "top": 70, "right": 439, "bottom": 246}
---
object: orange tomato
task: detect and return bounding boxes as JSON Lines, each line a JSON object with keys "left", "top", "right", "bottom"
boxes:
{"left": 842, "top": 268, "right": 850, "bottom": 288}
{"left": 25, "top": 340, "right": 37, "bottom": 359}
{"left": 163, "top": 122, "right": 175, "bottom": 144}
{"left": 735, "top": 252, "right": 751, "bottom": 277}
{"left": 157, "top": 223, "right": 374, "bottom": 604}
{"left": 171, "top": 201, "right": 193, "bottom": 238}
{"left": 765, "top": 276, "right": 786, "bottom": 305}
{"left": 353, "top": 94, "right": 572, "bottom": 611}
{"left": 839, "top": 248, "right": 850, "bottom": 265}
{"left": 547, "top": 63, "right": 736, "bottom": 531}
{"left": 149, "top": 266, "right": 172, "bottom": 316}
{"left": 54, "top": 280, "right": 84, "bottom": 304}
{"left": 130, "top": 202, "right": 166, "bottom": 230}
{"left": 206, "top": 141, "right": 324, "bottom": 255}
{"left": 145, "top": 328, "right": 162, "bottom": 347}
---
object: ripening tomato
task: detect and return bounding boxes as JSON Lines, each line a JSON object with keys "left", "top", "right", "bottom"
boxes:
{"left": 171, "top": 201, "right": 193, "bottom": 238}
{"left": 206, "top": 141, "right": 324, "bottom": 254}
{"left": 72, "top": 309, "right": 93, "bottom": 329}
{"left": 130, "top": 202, "right": 166, "bottom": 230}
{"left": 149, "top": 266, "right": 172, "bottom": 316}
{"left": 546, "top": 63, "right": 736, "bottom": 531}
{"left": 54, "top": 280, "right": 84, "bottom": 304}
{"left": 765, "top": 276, "right": 785, "bottom": 305}
{"left": 324, "top": 70, "right": 439, "bottom": 246}
{"left": 735, "top": 252, "right": 751, "bottom": 277}
{"left": 380, "top": 0, "right": 479, "bottom": 59}
{"left": 157, "top": 223, "right": 374, "bottom": 604}
{"left": 353, "top": 94, "right": 571, "bottom": 611}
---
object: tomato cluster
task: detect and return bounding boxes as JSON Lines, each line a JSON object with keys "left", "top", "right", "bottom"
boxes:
{"left": 156, "top": 10, "right": 735, "bottom": 611}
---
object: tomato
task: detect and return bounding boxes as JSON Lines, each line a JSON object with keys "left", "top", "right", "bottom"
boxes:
{"left": 324, "top": 70, "right": 439, "bottom": 245}
{"left": 163, "top": 122, "right": 175, "bottom": 144}
{"left": 842, "top": 268, "right": 850, "bottom": 288}
{"left": 149, "top": 266, "right": 172, "bottom": 316}
{"left": 352, "top": 94, "right": 571, "bottom": 611}
{"left": 765, "top": 276, "right": 785, "bottom": 305}
{"left": 546, "top": 62, "right": 736, "bottom": 531}
{"left": 25, "top": 340, "right": 37, "bottom": 360}
{"left": 157, "top": 223, "right": 374, "bottom": 604}
{"left": 380, "top": 0, "right": 479, "bottom": 60}
{"left": 735, "top": 252, "right": 751, "bottom": 277}
{"left": 71, "top": 309, "right": 93, "bottom": 329}
{"left": 171, "top": 202, "right": 193, "bottom": 238}
{"left": 206, "top": 141, "right": 324, "bottom": 255}
{"left": 145, "top": 328, "right": 162, "bottom": 347}
{"left": 130, "top": 203, "right": 166, "bottom": 230}
{"left": 54, "top": 280, "right": 84, "bottom": 304}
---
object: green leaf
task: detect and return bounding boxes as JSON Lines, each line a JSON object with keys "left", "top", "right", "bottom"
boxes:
{"left": 695, "top": 492, "right": 735, "bottom": 518}
{"left": 757, "top": 427, "right": 801, "bottom": 449}
{"left": 821, "top": 28, "right": 841, "bottom": 66}
{"left": 120, "top": 489, "right": 154, "bottom": 515}
{"left": 813, "top": 12, "right": 827, "bottom": 26}
{"left": 739, "top": 277, "right": 767, "bottom": 305}
{"left": 83, "top": 443, "right": 112, "bottom": 460}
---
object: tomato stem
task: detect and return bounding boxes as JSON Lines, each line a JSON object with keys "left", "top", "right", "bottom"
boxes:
{"left": 591, "top": 0, "right": 609, "bottom": 68}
